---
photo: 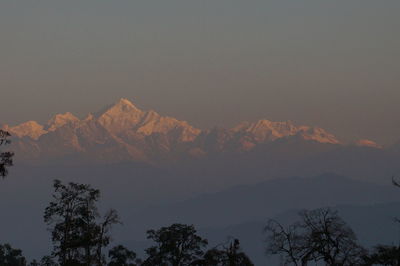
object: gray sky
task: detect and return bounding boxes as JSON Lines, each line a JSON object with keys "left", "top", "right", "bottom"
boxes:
{"left": 0, "top": 1, "right": 399, "bottom": 145}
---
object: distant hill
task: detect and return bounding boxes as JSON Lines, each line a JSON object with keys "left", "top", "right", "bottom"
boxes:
{"left": 120, "top": 173, "right": 400, "bottom": 234}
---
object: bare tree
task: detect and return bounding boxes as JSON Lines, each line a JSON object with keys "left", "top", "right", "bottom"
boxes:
{"left": 265, "top": 220, "right": 310, "bottom": 266}
{"left": 265, "top": 208, "right": 366, "bottom": 266}
{"left": 299, "top": 208, "right": 366, "bottom": 265}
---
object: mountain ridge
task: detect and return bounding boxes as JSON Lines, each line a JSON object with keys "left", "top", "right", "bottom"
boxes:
{"left": 3, "top": 98, "right": 383, "bottom": 165}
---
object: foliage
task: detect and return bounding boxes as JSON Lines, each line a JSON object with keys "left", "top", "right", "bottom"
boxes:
{"left": 363, "top": 245, "right": 400, "bottom": 265}
{"left": 0, "top": 243, "right": 26, "bottom": 266}
{"left": 38, "top": 256, "right": 58, "bottom": 266}
{"left": 29, "top": 260, "right": 39, "bottom": 266}
{"left": 108, "top": 245, "right": 139, "bottom": 266}
{"left": 29, "top": 256, "right": 58, "bottom": 266}
{"left": 0, "top": 129, "right": 14, "bottom": 178}
{"left": 199, "top": 238, "right": 254, "bottom": 266}
{"left": 265, "top": 208, "right": 366, "bottom": 265}
{"left": 142, "top": 223, "right": 208, "bottom": 266}
{"left": 44, "top": 180, "right": 120, "bottom": 266}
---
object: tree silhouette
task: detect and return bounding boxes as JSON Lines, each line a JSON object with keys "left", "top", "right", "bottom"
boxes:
{"left": 0, "top": 243, "right": 26, "bottom": 266}
{"left": 142, "top": 223, "right": 208, "bottom": 266}
{"left": 29, "top": 260, "right": 39, "bottom": 266}
{"left": 199, "top": 238, "right": 254, "bottom": 266}
{"left": 265, "top": 219, "right": 306, "bottom": 265}
{"left": 300, "top": 208, "right": 366, "bottom": 265}
{"left": 265, "top": 208, "right": 366, "bottom": 265}
{"left": 364, "top": 244, "right": 400, "bottom": 265}
{"left": 108, "top": 245, "right": 139, "bottom": 266}
{"left": 37, "top": 256, "right": 58, "bottom": 266}
{"left": 44, "top": 180, "right": 120, "bottom": 266}
{"left": 0, "top": 130, "right": 13, "bottom": 178}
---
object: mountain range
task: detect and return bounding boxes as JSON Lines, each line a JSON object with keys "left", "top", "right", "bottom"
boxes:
{"left": 2, "top": 99, "right": 400, "bottom": 264}
{"left": 2, "top": 98, "right": 384, "bottom": 165}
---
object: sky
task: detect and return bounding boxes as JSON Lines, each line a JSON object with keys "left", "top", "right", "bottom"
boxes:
{"left": 0, "top": 1, "right": 399, "bottom": 145}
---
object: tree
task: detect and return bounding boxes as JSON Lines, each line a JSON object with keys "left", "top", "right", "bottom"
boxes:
{"left": 0, "top": 243, "right": 27, "bottom": 266}
{"left": 40, "top": 256, "right": 58, "bottom": 266}
{"left": 265, "top": 208, "right": 366, "bottom": 265}
{"left": 29, "top": 256, "right": 58, "bottom": 266}
{"left": 265, "top": 219, "right": 308, "bottom": 266}
{"left": 96, "top": 209, "right": 120, "bottom": 264}
{"left": 29, "top": 260, "right": 40, "bottom": 266}
{"left": 142, "top": 223, "right": 208, "bottom": 266}
{"left": 108, "top": 245, "right": 138, "bottom": 266}
{"left": 44, "top": 180, "right": 120, "bottom": 266}
{"left": 0, "top": 129, "right": 14, "bottom": 178}
{"left": 200, "top": 238, "right": 254, "bottom": 266}
{"left": 300, "top": 208, "right": 366, "bottom": 265}
{"left": 364, "top": 245, "right": 400, "bottom": 265}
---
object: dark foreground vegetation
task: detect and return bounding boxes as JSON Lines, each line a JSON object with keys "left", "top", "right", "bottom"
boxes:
{"left": 2, "top": 179, "right": 254, "bottom": 266}
{"left": 0, "top": 130, "right": 13, "bottom": 178}
{"left": 2, "top": 131, "right": 400, "bottom": 265}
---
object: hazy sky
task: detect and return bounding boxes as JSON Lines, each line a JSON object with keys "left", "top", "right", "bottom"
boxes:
{"left": 0, "top": 1, "right": 399, "bottom": 144}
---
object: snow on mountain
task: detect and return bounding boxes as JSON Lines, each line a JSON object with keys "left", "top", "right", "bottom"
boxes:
{"left": 230, "top": 120, "right": 340, "bottom": 151}
{"left": 97, "top": 98, "right": 145, "bottom": 134}
{"left": 7, "top": 121, "right": 47, "bottom": 140}
{"left": 354, "top": 139, "right": 383, "bottom": 149}
{"left": 232, "top": 120, "right": 299, "bottom": 142}
{"left": 46, "top": 112, "right": 80, "bottom": 132}
{"left": 6, "top": 98, "right": 345, "bottom": 164}
{"left": 137, "top": 114, "right": 200, "bottom": 142}
{"left": 296, "top": 126, "right": 340, "bottom": 144}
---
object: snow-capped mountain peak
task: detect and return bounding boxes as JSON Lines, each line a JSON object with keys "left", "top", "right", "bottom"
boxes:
{"left": 97, "top": 98, "right": 145, "bottom": 134}
{"left": 47, "top": 112, "right": 80, "bottom": 131}
{"left": 7, "top": 121, "right": 47, "bottom": 140}
{"left": 231, "top": 119, "right": 339, "bottom": 144}
{"left": 7, "top": 99, "right": 348, "bottom": 164}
